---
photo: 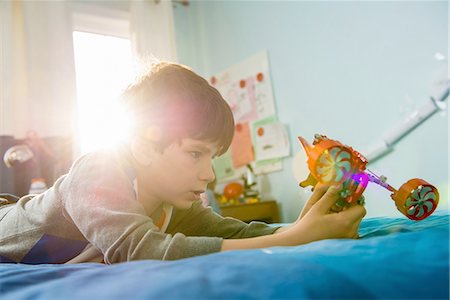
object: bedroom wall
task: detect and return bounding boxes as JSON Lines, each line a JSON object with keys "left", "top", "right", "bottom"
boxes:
{"left": 173, "top": 1, "right": 449, "bottom": 221}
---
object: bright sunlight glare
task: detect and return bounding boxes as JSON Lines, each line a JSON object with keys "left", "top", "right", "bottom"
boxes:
{"left": 73, "top": 31, "right": 135, "bottom": 154}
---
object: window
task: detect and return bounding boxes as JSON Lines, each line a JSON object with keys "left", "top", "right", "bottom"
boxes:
{"left": 72, "top": 31, "right": 134, "bottom": 154}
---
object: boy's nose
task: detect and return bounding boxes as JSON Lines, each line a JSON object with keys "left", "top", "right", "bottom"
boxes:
{"left": 199, "top": 163, "right": 215, "bottom": 183}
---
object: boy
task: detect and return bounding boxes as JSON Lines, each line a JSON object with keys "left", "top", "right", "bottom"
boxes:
{"left": 0, "top": 62, "right": 365, "bottom": 264}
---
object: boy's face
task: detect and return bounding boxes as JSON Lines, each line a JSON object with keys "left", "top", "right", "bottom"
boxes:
{"left": 139, "top": 138, "right": 218, "bottom": 211}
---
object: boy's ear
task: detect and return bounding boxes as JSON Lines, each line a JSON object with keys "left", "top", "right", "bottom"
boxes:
{"left": 131, "top": 137, "right": 155, "bottom": 166}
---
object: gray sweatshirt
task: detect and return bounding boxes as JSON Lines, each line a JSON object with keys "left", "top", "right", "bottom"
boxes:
{"left": 0, "top": 149, "right": 279, "bottom": 264}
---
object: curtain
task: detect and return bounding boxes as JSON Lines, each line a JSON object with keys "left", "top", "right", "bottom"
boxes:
{"left": 0, "top": 0, "right": 77, "bottom": 139}
{"left": 129, "top": 0, "right": 178, "bottom": 63}
{"left": 0, "top": 0, "right": 30, "bottom": 137}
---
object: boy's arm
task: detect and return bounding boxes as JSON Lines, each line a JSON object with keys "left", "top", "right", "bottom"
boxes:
{"left": 222, "top": 185, "right": 366, "bottom": 251}
{"left": 221, "top": 227, "right": 304, "bottom": 250}
{"left": 167, "top": 200, "right": 282, "bottom": 239}
{"left": 61, "top": 153, "right": 224, "bottom": 263}
{"left": 273, "top": 224, "right": 293, "bottom": 233}
{"left": 63, "top": 153, "right": 364, "bottom": 261}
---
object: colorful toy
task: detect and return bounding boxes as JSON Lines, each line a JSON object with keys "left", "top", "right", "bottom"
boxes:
{"left": 297, "top": 134, "right": 439, "bottom": 221}
{"left": 223, "top": 182, "right": 244, "bottom": 200}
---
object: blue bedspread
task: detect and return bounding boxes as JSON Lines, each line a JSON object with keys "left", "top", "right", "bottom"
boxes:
{"left": 1, "top": 211, "right": 449, "bottom": 300}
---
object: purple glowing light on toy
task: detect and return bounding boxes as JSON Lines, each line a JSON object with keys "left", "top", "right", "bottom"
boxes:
{"left": 352, "top": 172, "right": 369, "bottom": 188}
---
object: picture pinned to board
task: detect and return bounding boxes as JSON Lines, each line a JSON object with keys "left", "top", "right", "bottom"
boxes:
{"left": 231, "top": 122, "right": 254, "bottom": 168}
{"left": 213, "top": 149, "right": 234, "bottom": 179}
{"left": 253, "top": 116, "right": 290, "bottom": 162}
{"left": 211, "top": 51, "right": 291, "bottom": 182}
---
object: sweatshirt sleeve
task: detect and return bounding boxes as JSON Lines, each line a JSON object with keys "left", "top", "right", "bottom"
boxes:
{"left": 167, "top": 200, "right": 282, "bottom": 239}
{"left": 60, "top": 152, "right": 223, "bottom": 263}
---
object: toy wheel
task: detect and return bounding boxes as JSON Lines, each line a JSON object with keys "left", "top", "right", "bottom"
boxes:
{"left": 392, "top": 179, "right": 439, "bottom": 221}
{"left": 314, "top": 146, "right": 353, "bottom": 184}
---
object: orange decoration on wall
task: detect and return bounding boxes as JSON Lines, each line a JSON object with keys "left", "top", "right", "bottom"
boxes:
{"left": 256, "top": 72, "right": 264, "bottom": 82}
{"left": 257, "top": 127, "right": 264, "bottom": 136}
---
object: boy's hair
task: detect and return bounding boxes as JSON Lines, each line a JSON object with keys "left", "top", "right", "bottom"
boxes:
{"left": 121, "top": 62, "right": 234, "bottom": 156}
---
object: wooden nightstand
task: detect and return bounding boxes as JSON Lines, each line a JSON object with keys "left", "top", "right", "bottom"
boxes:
{"left": 219, "top": 200, "right": 280, "bottom": 223}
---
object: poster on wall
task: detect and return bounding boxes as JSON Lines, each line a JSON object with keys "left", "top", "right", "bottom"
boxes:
{"left": 210, "top": 51, "right": 276, "bottom": 123}
{"left": 212, "top": 149, "right": 234, "bottom": 180}
{"left": 210, "top": 51, "right": 290, "bottom": 181}
{"left": 252, "top": 117, "right": 290, "bottom": 161}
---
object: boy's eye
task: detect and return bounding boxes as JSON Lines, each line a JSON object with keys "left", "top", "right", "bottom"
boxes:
{"left": 189, "top": 151, "right": 202, "bottom": 159}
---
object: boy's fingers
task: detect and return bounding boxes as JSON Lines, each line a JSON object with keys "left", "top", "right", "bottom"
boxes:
{"left": 351, "top": 216, "right": 364, "bottom": 239}
{"left": 300, "top": 184, "right": 329, "bottom": 218}
{"left": 330, "top": 203, "right": 344, "bottom": 213}
{"left": 340, "top": 204, "right": 366, "bottom": 222}
{"left": 307, "top": 184, "right": 329, "bottom": 206}
{"left": 314, "top": 184, "right": 342, "bottom": 214}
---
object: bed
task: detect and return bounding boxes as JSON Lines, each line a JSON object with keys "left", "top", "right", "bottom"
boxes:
{"left": 1, "top": 210, "right": 448, "bottom": 300}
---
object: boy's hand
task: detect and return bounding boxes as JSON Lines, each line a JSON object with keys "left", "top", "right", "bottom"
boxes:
{"left": 296, "top": 183, "right": 344, "bottom": 224}
{"left": 274, "top": 184, "right": 336, "bottom": 234}
{"left": 298, "top": 184, "right": 331, "bottom": 221}
{"left": 221, "top": 184, "right": 365, "bottom": 252}
{"left": 290, "top": 184, "right": 366, "bottom": 243}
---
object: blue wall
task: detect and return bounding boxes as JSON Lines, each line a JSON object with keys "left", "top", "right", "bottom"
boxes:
{"left": 174, "top": 1, "right": 448, "bottom": 222}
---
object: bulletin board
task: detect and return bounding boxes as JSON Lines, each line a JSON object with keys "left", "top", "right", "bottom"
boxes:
{"left": 210, "top": 51, "right": 290, "bottom": 182}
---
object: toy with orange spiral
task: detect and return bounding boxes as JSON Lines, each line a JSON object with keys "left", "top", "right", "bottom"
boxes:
{"left": 298, "top": 134, "right": 439, "bottom": 221}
